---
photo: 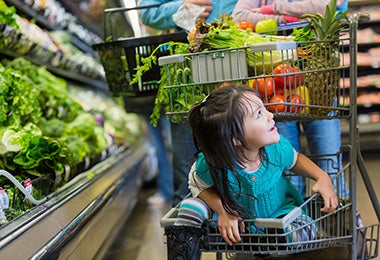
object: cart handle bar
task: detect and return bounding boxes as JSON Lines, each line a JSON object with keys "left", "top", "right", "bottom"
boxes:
{"left": 103, "top": 4, "right": 161, "bottom": 14}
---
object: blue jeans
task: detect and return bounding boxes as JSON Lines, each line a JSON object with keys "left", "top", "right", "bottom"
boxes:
{"left": 144, "top": 115, "right": 173, "bottom": 201}
{"left": 171, "top": 123, "right": 197, "bottom": 205}
{"left": 276, "top": 119, "right": 349, "bottom": 197}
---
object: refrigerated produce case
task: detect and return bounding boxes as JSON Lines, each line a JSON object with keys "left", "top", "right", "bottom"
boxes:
{"left": 0, "top": 144, "right": 152, "bottom": 259}
{"left": 0, "top": 0, "right": 156, "bottom": 258}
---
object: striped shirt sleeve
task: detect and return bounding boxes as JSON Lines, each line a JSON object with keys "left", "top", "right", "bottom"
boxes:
{"left": 232, "top": 0, "right": 346, "bottom": 25}
{"left": 271, "top": 0, "right": 346, "bottom": 18}
{"left": 232, "top": 0, "right": 290, "bottom": 25}
{"left": 188, "top": 162, "right": 212, "bottom": 198}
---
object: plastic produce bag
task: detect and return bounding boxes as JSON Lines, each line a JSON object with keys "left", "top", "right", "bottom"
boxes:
{"left": 172, "top": 3, "right": 205, "bottom": 31}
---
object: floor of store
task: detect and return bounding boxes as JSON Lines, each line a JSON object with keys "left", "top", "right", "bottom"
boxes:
{"left": 103, "top": 150, "right": 380, "bottom": 260}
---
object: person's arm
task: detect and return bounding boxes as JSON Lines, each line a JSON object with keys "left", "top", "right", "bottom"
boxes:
{"left": 233, "top": 0, "right": 347, "bottom": 25}
{"left": 139, "top": 0, "right": 212, "bottom": 31}
{"left": 261, "top": 0, "right": 347, "bottom": 18}
{"left": 291, "top": 153, "right": 339, "bottom": 212}
{"left": 232, "top": 0, "right": 298, "bottom": 25}
{"left": 188, "top": 163, "right": 244, "bottom": 245}
{"left": 198, "top": 188, "right": 245, "bottom": 245}
{"left": 139, "top": 0, "right": 183, "bottom": 30}
{"left": 233, "top": 0, "right": 286, "bottom": 25}
{"left": 265, "top": 0, "right": 332, "bottom": 17}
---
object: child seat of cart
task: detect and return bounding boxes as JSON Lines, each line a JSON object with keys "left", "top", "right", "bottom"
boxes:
{"left": 160, "top": 164, "right": 373, "bottom": 258}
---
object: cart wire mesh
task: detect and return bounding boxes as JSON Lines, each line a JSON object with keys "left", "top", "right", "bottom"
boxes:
{"left": 92, "top": 5, "right": 188, "bottom": 97}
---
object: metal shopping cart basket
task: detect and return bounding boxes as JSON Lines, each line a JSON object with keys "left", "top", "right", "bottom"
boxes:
{"left": 159, "top": 12, "right": 380, "bottom": 260}
{"left": 92, "top": 4, "right": 188, "bottom": 97}
{"left": 158, "top": 37, "right": 348, "bottom": 123}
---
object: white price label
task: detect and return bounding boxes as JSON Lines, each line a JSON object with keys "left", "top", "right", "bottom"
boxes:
{"left": 24, "top": 179, "right": 33, "bottom": 194}
{"left": 0, "top": 188, "right": 9, "bottom": 210}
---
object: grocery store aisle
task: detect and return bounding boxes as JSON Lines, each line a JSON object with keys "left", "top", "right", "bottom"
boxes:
{"left": 103, "top": 150, "right": 380, "bottom": 260}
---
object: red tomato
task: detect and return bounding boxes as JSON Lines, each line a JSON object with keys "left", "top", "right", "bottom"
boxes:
{"left": 273, "top": 64, "right": 303, "bottom": 95}
{"left": 249, "top": 76, "right": 274, "bottom": 99}
{"left": 267, "top": 95, "right": 287, "bottom": 113}
{"left": 274, "top": 85, "right": 284, "bottom": 96}
{"left": 239, "top": 21, "right": 255, "bottom": 31}
{"left": 287, "top": 94, "right": 304, "bottom": 113}
{"left": 273, "top": 64, "right": 294, "bottom": 89}
{"left": 273, "top": 64, "right": 304, "bottom": 92}
{"left": 291, "top": 66, "right": 304, "bottom": 88}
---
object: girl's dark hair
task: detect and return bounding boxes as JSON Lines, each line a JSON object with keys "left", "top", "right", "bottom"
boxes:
{"left": 188, "top": 85, "right": 265, "bottom": 218}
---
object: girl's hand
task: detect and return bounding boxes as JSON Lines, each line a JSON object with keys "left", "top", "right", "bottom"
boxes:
{"left": 312, "top": 174, "right": 339, "bottom": 212}
{"left": 217, "top": 212, "right": 245, "bottom": 245}
{"left": 291, "top": 153, "right": 339, "bottom": 213}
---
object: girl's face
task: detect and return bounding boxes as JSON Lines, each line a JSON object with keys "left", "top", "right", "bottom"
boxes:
{"left": 242, "top": 93, "right": 280, "bottom": 149}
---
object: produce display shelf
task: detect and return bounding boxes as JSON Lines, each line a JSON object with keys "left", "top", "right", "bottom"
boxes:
{"left": 0, "top": 144, "right": 152, "bottom": 259}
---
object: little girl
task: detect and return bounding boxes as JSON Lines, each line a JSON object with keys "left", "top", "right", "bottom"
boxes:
{"left": 165, "top": 85, "right": 338, "bottom": 259}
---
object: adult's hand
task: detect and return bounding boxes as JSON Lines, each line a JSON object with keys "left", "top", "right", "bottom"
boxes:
{"left": 184, "top": 0, "right": 212, "bottom": 18}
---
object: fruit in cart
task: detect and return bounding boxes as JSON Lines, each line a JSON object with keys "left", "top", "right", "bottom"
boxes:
{"left": 238, "top": 21, "right": 255, "bottom": 31}
{"left": 297, "top": 0, "right": 349, "bottom": 115}
{"left": 273, "top": 64, "right": 304, "bottom": 95}
{"left": 286, "top": 94, "right": 304, "bottom": 113}
{"left": 255, "top": 18, "right": 278, "bottom": 35}
{"left": 266, "top": 95, "right": 287, "bottom": 113}
{"left": 291, "top": 66, "right": 304, "bottom": 88}
{"left": 248, "top": 76, "right": 274, "bottom": 99}
{"left": 273, "top": 64, "right": 293, "bottom": 94}
{"left": 293, "top": 86, "right": 310, "bottom": 114}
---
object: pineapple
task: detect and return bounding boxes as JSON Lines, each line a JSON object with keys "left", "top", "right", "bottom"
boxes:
{"left": 298, "top": 0, "right": 349, "bottom": 116}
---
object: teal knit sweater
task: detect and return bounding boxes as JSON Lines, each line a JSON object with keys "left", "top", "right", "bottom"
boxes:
{"left": 195, "top": 135, "right": 305, "bottom": 231}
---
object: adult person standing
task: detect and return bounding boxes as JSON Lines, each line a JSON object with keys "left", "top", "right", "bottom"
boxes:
{"left": 121, "top": 3, "right": 175, "bottom": 205}
{"left": 231, "top": 0, "right": 349, "bottom": 197}
{"left": 139, "top": 0, "right": 236, "bottom": 30}
{"left": 124, "top": 98, "right": 173, "bottom": 205}
{"left": 138, "top": 0, "right": 238, "bottom": 205}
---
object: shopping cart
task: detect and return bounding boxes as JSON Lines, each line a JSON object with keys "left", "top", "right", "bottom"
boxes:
{"left": 92, "top": 4, "right": 188, "bottom": 97}
{"left": 159, "top": 13, "right": 380, "bottom": 260}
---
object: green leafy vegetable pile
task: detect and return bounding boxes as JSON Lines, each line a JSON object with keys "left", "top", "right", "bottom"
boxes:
{"left": 0, "top": 0, "right": 145, "bottom": 223}
{"left": 0, "top": 58, "right": 103, "bottom": 175}
{"left": 0, "top": 1, "right": 18, "bottom": 28}
{"left": 0, "top": 57, "right": 140, "bottom": 222}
